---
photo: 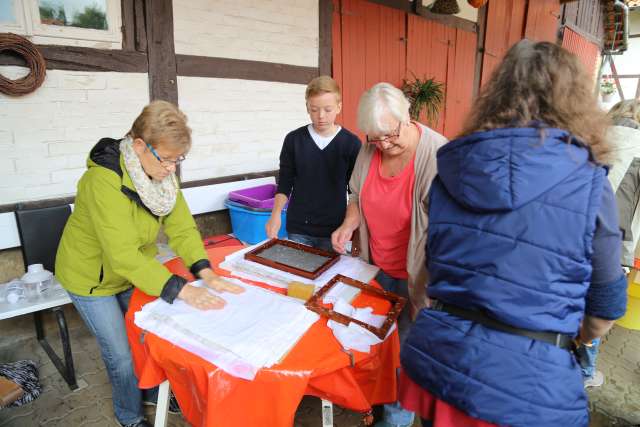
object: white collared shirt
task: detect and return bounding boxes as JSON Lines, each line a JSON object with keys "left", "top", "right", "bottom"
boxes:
{"left": 307, "top": 124, "right": 341, "bottom": 150}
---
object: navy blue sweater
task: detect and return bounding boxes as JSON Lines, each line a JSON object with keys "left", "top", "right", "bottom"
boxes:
{"left": 276, "top": 125, "right": 361, "bottom": 237}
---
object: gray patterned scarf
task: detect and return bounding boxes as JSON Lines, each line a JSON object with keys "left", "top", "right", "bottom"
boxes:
{"left": 120, "top": 137, "right": 178, "bottom": 217}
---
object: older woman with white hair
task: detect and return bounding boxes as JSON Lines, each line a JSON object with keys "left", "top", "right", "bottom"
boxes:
{"left": 331, "top": 82, "right": 447, "bottom": 427}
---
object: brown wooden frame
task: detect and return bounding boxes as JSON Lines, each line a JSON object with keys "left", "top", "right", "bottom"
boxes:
{"left": 305, "top": 274, "right": 407, "bottom": 340}
{"left": 244, "top": 238, "right": 340, "bottom": 280}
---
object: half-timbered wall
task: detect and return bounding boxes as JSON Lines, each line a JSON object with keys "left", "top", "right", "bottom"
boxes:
{"left": 172, "top": 0, "right": 317, "bottom": 182}
{"left": 0, "top": 67, "right": 149, "bottom": 204}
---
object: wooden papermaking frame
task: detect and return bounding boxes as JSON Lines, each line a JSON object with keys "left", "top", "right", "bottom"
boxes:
{"left": 305, "top": 274, "right": 407, "bottom": 340}
{"left": 244, "top": 238, "right": 340, "bottom": 280}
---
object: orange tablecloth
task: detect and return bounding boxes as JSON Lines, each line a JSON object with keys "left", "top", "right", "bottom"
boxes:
{"left": 125, "top": 245, "right": 400, "bottom": 427}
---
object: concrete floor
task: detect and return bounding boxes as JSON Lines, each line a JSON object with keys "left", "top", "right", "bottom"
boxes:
{"left": 0, "top": 305, "right": 638, "bottom": 427}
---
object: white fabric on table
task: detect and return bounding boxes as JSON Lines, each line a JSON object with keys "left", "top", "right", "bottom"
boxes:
{"left": 134, "top": 279, "right": 319, "bottom": 380}
{"left": 327, "top": 299, "right": 396, "bottom": 353}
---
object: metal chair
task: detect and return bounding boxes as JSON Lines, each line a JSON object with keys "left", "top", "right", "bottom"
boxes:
{"left": 14, "top": 205, "right": 77, "bottom": 390}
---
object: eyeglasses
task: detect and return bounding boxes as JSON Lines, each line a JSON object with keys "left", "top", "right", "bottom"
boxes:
{"left": 146, "top": 142, "right": 186, "bottom": 167}
{"left": 366, "top": 122, "right": 402, "bottom": 144}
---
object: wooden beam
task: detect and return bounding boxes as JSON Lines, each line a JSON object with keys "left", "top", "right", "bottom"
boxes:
{"left": 364, "top": 0, "right": 477, "bottom": 32}
{"left": 473, "top": 3, "right": 488, "bottom": 98}
{"left": 134, "top": 0, "right": 148, "bottom": 52}
{"left": 145, "top": 0, "right": 178, "bottom": 104}
{"left": 0, "top": 45, "right": 148, "bottom": 72}
{"left": 176, "top": 55, "right": 319, "bottom": 85}
{"left": 366, "top": 0, "right": 413, "bottom": 12}
{"left": 0, "top": 170, "right": 279, "bottom": 214}
{"left": 415, "top": 3, "right": 478, "bottom": 33}
{"left": 121, "top": 0, "right": 136, "bottom": 51}
{"left": 319, "top": 0, "right": 333, "bottom": 76}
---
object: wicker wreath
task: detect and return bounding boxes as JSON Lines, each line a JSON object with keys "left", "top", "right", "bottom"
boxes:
{"left": 0, "top": 33, "right": 46, "bottom": 96}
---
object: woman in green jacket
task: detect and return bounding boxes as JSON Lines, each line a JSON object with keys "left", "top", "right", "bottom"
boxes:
{"left": 56, "top": 100, "right": 243, "bottom": 427}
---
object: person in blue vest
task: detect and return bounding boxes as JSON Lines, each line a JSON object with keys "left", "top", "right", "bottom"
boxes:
{"left": 398, "top": 40, "right": 628, "bottom": 427}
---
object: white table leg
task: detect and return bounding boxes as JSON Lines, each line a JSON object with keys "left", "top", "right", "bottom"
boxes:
{"left": 154, "top": 380, "right": 171, "bottom": 427}
{"left": 321, "top": 399, "right": 334, "bottom": 427}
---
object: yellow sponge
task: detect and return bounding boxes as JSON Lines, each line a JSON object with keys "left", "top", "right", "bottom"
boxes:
{"left": 287, "top": 281, "right": 315, "bottom": 301}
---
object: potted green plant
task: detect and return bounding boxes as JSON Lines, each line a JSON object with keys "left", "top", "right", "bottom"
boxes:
{"left": 401, "top": 73, "right": 445, "bottom": 126}
{"left": 600, "top": 77, "right": 616, "bottom": 102}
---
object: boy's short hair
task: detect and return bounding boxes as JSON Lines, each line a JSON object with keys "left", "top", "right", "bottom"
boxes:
{"left": 306, "top": 76, "right": 342, "bottom": 103}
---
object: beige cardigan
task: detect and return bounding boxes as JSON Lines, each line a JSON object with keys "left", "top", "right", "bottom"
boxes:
{"left": 349, "top": 123, "right": 447, "bottom": 313}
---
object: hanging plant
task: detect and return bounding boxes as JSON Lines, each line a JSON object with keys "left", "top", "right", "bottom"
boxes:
{"left": 430, "top": 0, "right": 460, "bottom": 15}
{"left": 401, "top": 73, "right": 445, "bottom": 125}
{"left": 600, "top": 76, "right": 616, "bottom": 95}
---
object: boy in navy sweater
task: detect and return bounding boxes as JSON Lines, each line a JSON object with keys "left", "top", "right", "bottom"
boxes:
{"left": 266, "top": 76, "right": 361, "bottom": 251}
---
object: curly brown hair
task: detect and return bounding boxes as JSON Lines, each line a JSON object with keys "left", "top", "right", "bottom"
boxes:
{"left": 463, "top": 40, "right": 611, "bottom": 163}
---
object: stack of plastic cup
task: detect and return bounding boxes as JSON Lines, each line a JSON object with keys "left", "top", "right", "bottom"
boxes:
{"left": 21, "top": 264, "right": 54, "bottom": 301}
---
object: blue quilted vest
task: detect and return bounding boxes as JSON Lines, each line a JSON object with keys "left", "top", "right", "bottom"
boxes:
{"left": 401, "top": 127, "right": 605, "bottom": 427}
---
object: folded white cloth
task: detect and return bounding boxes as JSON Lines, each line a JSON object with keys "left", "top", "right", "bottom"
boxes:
{"left": 135, "top": 279, "right": 319, "bottom": 380}
{"left": 327, "top": 299, "right": 396, "bottom": 353}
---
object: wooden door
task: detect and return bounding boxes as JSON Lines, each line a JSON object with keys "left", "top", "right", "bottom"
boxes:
{"left": 481, "top": 0, "right": 527, "bottom": 86}
{"left": 332, "top": 0, "right": 406, "bottom": 138}
{"left": 524, "top": 0, "right": 561, "bottom": 43}
{"left": 407, "top": 16, "right": 476, "bottom": 138}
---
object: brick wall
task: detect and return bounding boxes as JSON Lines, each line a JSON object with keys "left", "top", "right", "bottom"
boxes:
{"left": 173, "top": 0, "right": 319, "bottom": 67}
{"left": 178, "top": 77, "right": 310, "bottom": 182}
{"left": 0, "top": 67, "right": 149, "bottom": 204}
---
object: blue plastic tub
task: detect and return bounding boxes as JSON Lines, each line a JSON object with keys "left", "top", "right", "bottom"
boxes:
{"left": 225, "top": 200, "right": 287, "bottom": 244}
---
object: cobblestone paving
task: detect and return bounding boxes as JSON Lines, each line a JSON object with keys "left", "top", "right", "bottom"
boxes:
{"left": 0, "top": 307, "right": 637, "bottom": 426}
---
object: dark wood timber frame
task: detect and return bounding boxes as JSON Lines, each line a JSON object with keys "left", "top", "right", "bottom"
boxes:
{"left": 0, "top": 0, "right": 324, "bottom": 85}
{"left": 305, "top": 274, "right": 407, "bottom": 340}
{"left": 319, "top": 0, "right": 333, "bottom": 76}
{"left": 414, "top": 2, "right": 478, "bottom": 33}
{"left": 0, "top": 170, "right": 278, "bottom": 214}
{"left": 244, "top": 238, "right": 340, "bottom": 280}
{"left": 472, "top": 4, "right": 488, "bottom": 97}
{"left": 0, "top": 0, "right": 480, "bottom": 204}
{"left": 145, "top": 0, "right": 178, "bottom": 103}
{"left": 176, "top": 55, "right": 318, "bottom": 85}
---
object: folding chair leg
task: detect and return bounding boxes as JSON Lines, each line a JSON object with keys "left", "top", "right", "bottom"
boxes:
{"left": 154, "top": 380, "right": 171, "bottom": 427}
{"left": 34, "top": 308, "right": 78, "bottom": 390}
{"left": 321, "top": 399, "right": 334, "bottom": 427}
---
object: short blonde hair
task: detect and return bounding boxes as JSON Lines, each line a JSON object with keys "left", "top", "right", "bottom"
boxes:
{"left": 128, "top": 100, "right": 192, "bottom": 151}
{"left": 357, "top": 82, "right": 410, "bottom": 135}
{"left": 608, "top": 100, "right": 640, "bottom": 124}
{"left": 306, "top": 75, "right": 341, "bottom": 102}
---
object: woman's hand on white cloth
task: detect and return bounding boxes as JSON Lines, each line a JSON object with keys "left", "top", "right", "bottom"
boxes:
{"left": 178, "top": 284, "right": 227, "bottom": 310}
{"left": 200, "top": 268, "right": 245, "bottom": 294}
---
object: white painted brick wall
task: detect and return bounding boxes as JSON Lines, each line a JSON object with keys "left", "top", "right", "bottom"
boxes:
{"left": 0, "top": 66, "right": 149, "bottom": 204}
{"left": 178, "top": 76, "right": 310, "bottom": 182}
{"left": 173, "top": 0, "right": 319, "bottom": 67}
